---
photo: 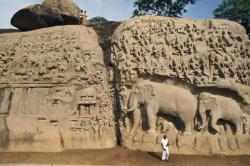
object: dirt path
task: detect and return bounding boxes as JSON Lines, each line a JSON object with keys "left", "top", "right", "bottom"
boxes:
{"left": 0, "top": 147, "right": 249, "bottom": 166}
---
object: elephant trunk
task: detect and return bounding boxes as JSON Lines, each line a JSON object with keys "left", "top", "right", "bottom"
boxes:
{"left": 126, "top": 93, "right": 138, "bottom": 113}
{"left": 127, "top": 105, "right": 137, "bottom": 112}
{"left": 198, "top": 101, "right": 206, "bottom": 130}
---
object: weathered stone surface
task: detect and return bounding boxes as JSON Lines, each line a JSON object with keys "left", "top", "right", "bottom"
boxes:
{"left": 11, "top": 4, "right": 64, "bottom": 31}
{"left": 11, "top": 4, "right": 80, "bottom": 31}
{"left": 2, "top": 14, "right": 250, "bottom": 155}
{"left": 195, "top": 135, "right": 221, "bottom": 154}
{"left": 90, "top": 21, "right": 121, "bottom": 65}
{"left": 111, "top": 16, "right": 250, "bottom": 155}
{"left": 0, "top": 25, "right": 116, "bottom": 151}
{"left": 42, "top": 0, "right": 81, "bottom": 25}
{"left": 235, "top": 135, "right": 250, "bottom": 153}
{"left": 42, "top": 0, "right": 81, "bottom": 16}
{"left": 177, "top": 135, "right": 195, "bottom": 153}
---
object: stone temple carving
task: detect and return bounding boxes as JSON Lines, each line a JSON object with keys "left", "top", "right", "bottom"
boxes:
{"left": 0, "top": 26, "right": 116, "bottom": 151}
{"left": 198, "top": 92, "right": 244, "bottom": 135}
{"left": 1, "top": 15, "right": 250, "bottom": 155}
{"left": 111, "top": 16, "right": 250, "bottom": 155}
{"left": 126, "top": 82, "right": 197, "bottom": 135}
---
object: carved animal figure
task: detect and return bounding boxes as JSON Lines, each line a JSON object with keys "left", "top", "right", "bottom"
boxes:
{"left": 198, "top": 92, "right": 243, "bottom": 135}
{"left": 126, "top": 82, "right": 197, "bottom": 135}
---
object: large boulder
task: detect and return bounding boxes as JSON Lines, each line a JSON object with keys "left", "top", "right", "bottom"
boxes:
{"left": 42, "top": 0, "right": 81, "bottom": 25}
{"left": 11, "top": 4, "right": 80, "bottom": 31}
{"left": 42, "top": 0, "right": 81, "bottom": 16}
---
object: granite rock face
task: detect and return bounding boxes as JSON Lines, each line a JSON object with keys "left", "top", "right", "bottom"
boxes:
{"left": 1, "top": 15, "right": 250, "bottom": 155}
{"left": 111, "top": 16, "right": 250, "bottom": 155}
{"left": 42, "top": 0, "right": 81, "bottom": 25}
{"left": 42, "top": 0, "right": 81, "bottom": 16}
{"left": 0, "top": 25, "right": 116, "bottom": 152}
{"left": 11, "top": 4, "right": 80, "bottom": 31}
{"left": 11, "top": 5, "right": 64, "bottom": 31}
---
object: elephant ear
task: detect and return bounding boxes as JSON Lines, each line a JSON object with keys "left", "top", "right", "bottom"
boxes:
{"left": 132, "top": 85, "right": 140, "bottom": 95}
{"left": 143, "top": 85, "right": 155, "bottom": 104}
{"left": 204, "top": 96, "right": 218, "bottom": 110}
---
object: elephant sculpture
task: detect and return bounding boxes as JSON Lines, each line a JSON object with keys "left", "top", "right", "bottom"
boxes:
{"left": 198, "top": 92, "right": 243, "bottom": 135}
{"left": 125, "top": 82, "right": 197, "bottom": 135}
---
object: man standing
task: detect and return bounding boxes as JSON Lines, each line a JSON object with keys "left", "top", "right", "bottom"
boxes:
{"left": 161, "top": 135, "right": 169, "bottom": 161}
{"left": 79, "top": 10, "right": 87, "bottom": 26}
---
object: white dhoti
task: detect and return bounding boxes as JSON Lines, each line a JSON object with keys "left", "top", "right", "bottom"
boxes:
{"left": 162, "top": 147, "right": 169, "bottom": 160}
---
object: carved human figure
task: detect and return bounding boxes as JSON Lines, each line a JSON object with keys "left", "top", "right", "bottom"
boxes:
{"left": 198, "top": 92, "right": 243, "bottom": 135}
{"left": 125, "top": 82, "right": 197, "bottom": 135}
{"left": 0, "top": 89, "right": 12, "bottom": 114}
{"left": 242, "top": 114, "right": 250, "bottom": 135}
{"left": 0, "top": 88, "right": 13, "bottom": 149}
{"left": 92, "top": 123, "right": 100, "bottom": 141}
{"left": 157, "top": 117, "right": 178, "bottom": 134}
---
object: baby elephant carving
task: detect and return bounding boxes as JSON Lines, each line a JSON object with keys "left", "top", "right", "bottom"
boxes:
{"left": 125, "top": 82, "right": 197, "bottom": 135}
{"left": 198, "top": 92, "right": 244, "bottom": 135}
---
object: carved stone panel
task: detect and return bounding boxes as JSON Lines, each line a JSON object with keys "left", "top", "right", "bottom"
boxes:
{"left": 0, "top": 25, "right": 116, "bottom": 152}
{"left": 111, "top": 16, "right": 250, "bottom": 155}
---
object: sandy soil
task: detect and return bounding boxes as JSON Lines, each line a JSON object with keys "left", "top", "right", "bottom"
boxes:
{"left": 0, "top": 147, "right": 249, "bottom": 166}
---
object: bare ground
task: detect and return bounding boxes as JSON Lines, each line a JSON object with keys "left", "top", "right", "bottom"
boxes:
{"left": 0, "top": 147, "right": 249, "bottom": 166}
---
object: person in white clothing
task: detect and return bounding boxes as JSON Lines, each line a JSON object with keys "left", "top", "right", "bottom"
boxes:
{"left": 161, "top": 135, "right": 169, "bottom": 161}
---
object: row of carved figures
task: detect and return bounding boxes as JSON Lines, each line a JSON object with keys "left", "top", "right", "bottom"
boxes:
{"left": 127, "top": 20, "right": 247, "bottom": 55}
{"left": 112, "top": 20, "right": 250, "bottom": 86}
{"left": 116, "top": 49, "right": 249, "bottom": 86}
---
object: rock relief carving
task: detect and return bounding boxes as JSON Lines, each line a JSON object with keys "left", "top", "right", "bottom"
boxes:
{"left": 0, "top": 26, "right": 104, "bottom": 84}
{"left": 111, "top": 17, "right": 250, "bottom": 94}
{"left": 197, "top": 92, "right": 244, "bottom": 135}
{"left": 111, "top": 16, "right": 250, "bottom": 154}
{"left": 0, "top": 26, "right": 116, "bottom": 151}
{"left": 0, "top": 16, "right": 250, "bottom": 155}
{"left": 125, "top": 82, "right": 196, "bottom": 135}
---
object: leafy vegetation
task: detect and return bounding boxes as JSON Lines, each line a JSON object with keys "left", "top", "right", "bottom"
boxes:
{"left": 213, "top": 0, "right": 250, "bottom": 37}
{"left": 133, "top": 0, "right": 197, "bottom": 17}
{"left": 88, "top": 16, "right": 109, "bottom": 25}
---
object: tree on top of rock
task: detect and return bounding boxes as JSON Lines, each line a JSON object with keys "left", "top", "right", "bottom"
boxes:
{"left": 213, "top": 0, "right": 250, "bottom": 38}
{"left": 133, "top": 0, "right": 197, "bottom": 17}
{"left": 88, "top": 17, "right": 109, "bottom": 25}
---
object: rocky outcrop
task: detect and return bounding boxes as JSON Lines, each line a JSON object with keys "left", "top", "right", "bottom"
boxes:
{"left": 42, "top": 0, "right": 81, "bottom": 16}
{"left": 42, "top": 0, "right": 81, "bottom": 25}
{"left": 11, "top": 4, "right": 80, "bottom": 31}
{"left": 111, "top": 16, "right": 250, "bottom": 155}
{"left": 0, "top": 25, "right": 116, "bottom": 151}
{"left": 11, "top": 5, "right": 64, "bottom": 31}
{"left": 1, "top": 15, "right": 250, "bottom": 155}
